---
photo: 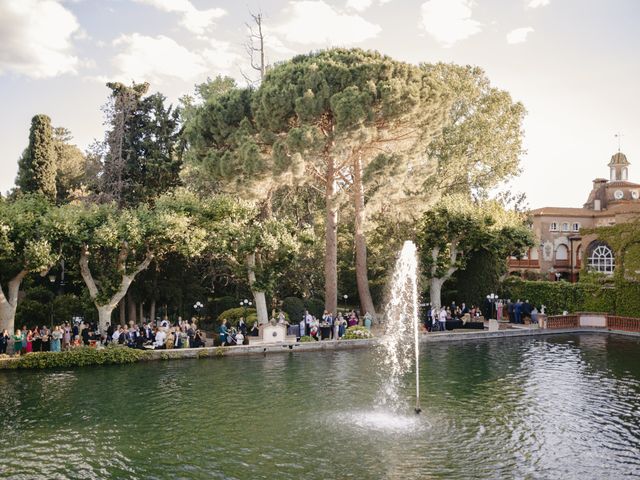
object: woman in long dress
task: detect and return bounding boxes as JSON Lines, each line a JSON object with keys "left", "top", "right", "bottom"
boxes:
{"left": 62, "top": 323, "right": 71, "bottom": 350}
{"left": 50, "top": 326, "right": 62, "bottom": 352}
{"left": 13, "top": 330, "right": 23, "bottom": 356}
{"left": 25, "top": 329, "right": 33, "bottom": 353}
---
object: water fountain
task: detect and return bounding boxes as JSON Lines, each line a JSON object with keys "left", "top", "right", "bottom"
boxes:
{"left": 377, "top": 240, "right": 421, "bottom": 414}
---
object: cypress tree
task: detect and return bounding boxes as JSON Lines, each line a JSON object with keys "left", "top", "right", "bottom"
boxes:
{"left": 17, "top": 114, "right": 57, "bottom": 200}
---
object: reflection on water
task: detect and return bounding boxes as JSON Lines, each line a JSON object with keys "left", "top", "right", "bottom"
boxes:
{"left": 0, "top": 333, "right": 639, "bottom": 479}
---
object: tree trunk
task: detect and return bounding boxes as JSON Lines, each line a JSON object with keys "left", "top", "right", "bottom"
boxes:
{"left": 324, "top": 158, "right": 338, "bottom": 315}
{"left": 79, "top": 245, "right": 154, "bottom": 333}
{"left": 149, "top": 299, "right": 156, "bottom": 326}
{"left": 353, "top": 154, "right": 376, "bottom": 318}
{"left": 127, "top": 291, "right": 137, "bottom": 325}
{"left": 430, "top": 277, "right": 444, "bottom": 310}
{"left": 429, "top": 242, "right": 460, "bottom": 311}
{"left": 97, "top": 306, "right": 113, "bottom": 333}
{"left": 119, "top": 298, "right": 126, "bottom": 325}
{"left": 0, "top": 270, "right": 28, "bottom": 334}
{"left": 139, "top": 301, "right": 144, "bottom": 324}
{"left": 247, "top": 252, "right": 269, "bottom": 324}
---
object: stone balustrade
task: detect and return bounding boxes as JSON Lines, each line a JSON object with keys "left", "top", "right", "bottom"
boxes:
{"left": 545, "top": 313, "right": 640, "bottom": 333}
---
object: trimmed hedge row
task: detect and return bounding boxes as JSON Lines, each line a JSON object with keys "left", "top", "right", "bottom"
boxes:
{"left": 501, "top": 277, "right": 640, "bottom": 316}
{"left": 0, "top": 346, "right": 150, "bottom": 370}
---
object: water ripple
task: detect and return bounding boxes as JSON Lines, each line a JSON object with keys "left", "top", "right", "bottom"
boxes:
{"left": 0, "top": 334, "right": 638, "bottom": 479}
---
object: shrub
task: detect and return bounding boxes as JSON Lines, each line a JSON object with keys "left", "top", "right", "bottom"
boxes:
{"left": 211, "top": 296, "right": 239, "bottom": 318}
{"left": 282, "top": 297, "right": 305, "bottom": 323}
{"left": 299, "top": 335, "right": 316, "bottom": 343}
{"left": 304, "top": 298, "right": 325, "bottom": 319}
{"left": 342, "top": 326, "right": 373, "bottom": 340}
{"left": 10, "top": 346, "right": 149, "bottom": 369}
{"left": 217, "top": 307, "right": 258, "bottom": 327}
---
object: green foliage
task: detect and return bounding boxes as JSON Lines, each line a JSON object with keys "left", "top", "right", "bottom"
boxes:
{"left": 454, "top": 249, "right": 501, "bottom": 308}
{"left": 614, "top": 282, "right": 640, "bottom": 317}
{"left": 282, "top": 297, "right": 305, "bottom": 322}
{"left": 16, "top": 114, "right": 57, "bottom": 200}
{"left": 6, "top": 346, "right": 149, "bottom": 370}
{"left": 500, "top": 275, "right": 640, "bottom": 316}
{"left": 422, "top": 64, "right": 526, "bottom": 196}
{"left": 342, "top": 326, "right": 373, "bottom": 340}
{"left": 303, "top": 298, "right": 325, "bottom": 319}
{"left": 418, "top": 195, "right": 534, "bottom": 281}
{"left": 299, "top": 335, "right": 315, "bottom": 343}
{"left": 99, "top": 82, "right": 182, "bottom": 207}
{"left": 217, "top": 307, "right": 258, "bottom": 326}
{"left": 0, "top": 195, "right": 64, "bottom": 280}
{"left": 500, "top": 278, "right": 587, "bottom": 315}
{"left": 64, "top": 193, "right": 210, "bottom": 304}
{"left": 15, "top": 299, "right": 50, "bottom": 329}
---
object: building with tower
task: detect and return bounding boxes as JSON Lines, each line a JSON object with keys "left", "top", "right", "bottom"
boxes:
{"left": 509, "top": 152, "right": 640, "bottom": 282}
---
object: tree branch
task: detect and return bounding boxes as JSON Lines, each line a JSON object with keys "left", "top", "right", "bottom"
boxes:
{"left": 79, "top": 245, "right": 99, "bottom": 300}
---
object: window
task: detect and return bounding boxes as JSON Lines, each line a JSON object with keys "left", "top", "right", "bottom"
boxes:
{"left": 561, "top": 222, "right": 569, "bottom": 232}
{"left": 572, "top": 223, "right": 580, "bottom": 232}
{"left": 550, "top": 222, "right": 558, "bottom": 232}
{"left": 556, "top": 244, "right": 569, "bottom": 261}
{"left": 588, "top": 242, "right": 615, "bottom": 274}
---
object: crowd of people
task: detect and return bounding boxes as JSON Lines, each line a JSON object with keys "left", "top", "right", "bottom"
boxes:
{"left": 0, "top": 317, "right": 208, "bottom": 356}
{"left": 300, "top": 309, "right": 372, "bottom": 340}
{"left": 422, "top": 299, "right": 541, "bottom": 332}
{"left": 423, "top": 302, "right": 481, "bottom": 332}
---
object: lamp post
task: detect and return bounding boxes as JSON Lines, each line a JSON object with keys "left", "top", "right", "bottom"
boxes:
{"left": 49, "top": 274, "right": 56, "bottom": 329}
{"left": 486, "top": 293, "right": 498, "bottom": 319}
{"left": 47, "top": 259, "right": 66, "bottom": 329}
{"left": 240, "top": 298, "right": 252, "bottom": 321}
{"left": 342, "top": 294, "right": 348, "bottom": 313}
{"left": 193, "top": 301, "right": 204, "bottom": 319}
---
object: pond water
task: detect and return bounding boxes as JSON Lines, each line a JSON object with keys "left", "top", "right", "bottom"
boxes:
{"left": 1, "top": 333, "right": 639, "bottom": 479}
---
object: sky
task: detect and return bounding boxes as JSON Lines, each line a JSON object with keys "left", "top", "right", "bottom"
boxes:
{"left": 1, "top": 0, "right": 639, "bottom": 209}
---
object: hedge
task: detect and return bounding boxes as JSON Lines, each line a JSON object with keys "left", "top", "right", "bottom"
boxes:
{"left": 217, "top": 307, "right": 258, "bottom": 327}
{"left": 304, "top": 298, "right": 325, "bottom": 319}
{"left": 282, "top": 297, "right": 305, "bottom": 323}
{"left": 501, "top": 277, "right": 639, "bottom": 316}
{"left": 0, "top": 346, "right": 149, "bottom": 370}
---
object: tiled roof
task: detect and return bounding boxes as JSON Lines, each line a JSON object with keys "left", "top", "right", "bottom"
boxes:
{"left": 531, "top": 203, "right": 640, "bottom": 218}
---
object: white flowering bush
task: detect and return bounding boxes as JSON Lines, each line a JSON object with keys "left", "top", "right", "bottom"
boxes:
{"left": 342, "top": 326, "right": 373, "bottom": 340}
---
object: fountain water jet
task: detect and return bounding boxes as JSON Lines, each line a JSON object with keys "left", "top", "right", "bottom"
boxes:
{"left": 377, "top": 240, "right": 421, "bottom": 414}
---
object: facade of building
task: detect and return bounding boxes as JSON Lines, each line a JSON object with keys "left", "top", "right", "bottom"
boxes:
{"left": 509, "top": 152, "right": 640, "bottom": 281}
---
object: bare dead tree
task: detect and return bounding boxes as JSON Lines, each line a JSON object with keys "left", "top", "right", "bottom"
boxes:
{"left": 242, "top": 11, "right": 266, "bottom": 85}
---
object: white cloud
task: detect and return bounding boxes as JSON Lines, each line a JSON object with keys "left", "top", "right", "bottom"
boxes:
{"left": 419, "top": 0, "right": 482, "bottom": 47}
{"left": 0, "top": 0, "right": 80, "bottom": 78}
{"left": 110, "top": 34, "right": 240, "bottom": 84}
{"left": 506, "top": 27, "right": 534, "bottom": 44}
{"left": 527, "top": 0, "right": 550, "bottom": 8}
{"left": 134, "top": 0, "right": 226, "bottom": 35}
{"left": 346, "top": 0, "right": 373, "bottom": 11}
{"left": 274, "top": 1, "right": 381, "bottom": 45}
{"left": 345, "top": 0, "right": 395, "bottom": 10}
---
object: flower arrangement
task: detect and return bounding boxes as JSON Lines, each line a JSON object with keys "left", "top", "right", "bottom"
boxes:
{"left": 342, "top": 326, "right": 373, "bottom": 340}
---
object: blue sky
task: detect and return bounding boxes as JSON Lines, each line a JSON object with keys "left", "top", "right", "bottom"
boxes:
{"left": 1, "top": 0, "right": 639, "bottom": 208}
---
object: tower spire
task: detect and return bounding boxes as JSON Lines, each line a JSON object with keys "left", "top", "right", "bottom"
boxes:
{"left": 615, "top": 132, "right": 624, "bottom": 153}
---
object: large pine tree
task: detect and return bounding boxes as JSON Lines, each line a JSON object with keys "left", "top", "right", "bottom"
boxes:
{"left": 16, "top": 114, "right": 57, "bottom": 200}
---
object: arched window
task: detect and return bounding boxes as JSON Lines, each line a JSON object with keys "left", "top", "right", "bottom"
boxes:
{"left": 576, "top": 245, "right": 582, "bottom": 267}
{"left": 587, "top": 242, "right": 615, "bottom": 274}
{"left": 556, "top": 244, "right": 569, "bottom": 261}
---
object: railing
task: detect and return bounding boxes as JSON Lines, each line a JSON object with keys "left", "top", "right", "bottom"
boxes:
{"left": 546, "top": 315, "right": 579, "bottom": 329}
{"left": 607, "top": 316, "right": 640, "bottom": 333}
{"left": 508, "top": 259, "right": 540, "bottom": 268}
